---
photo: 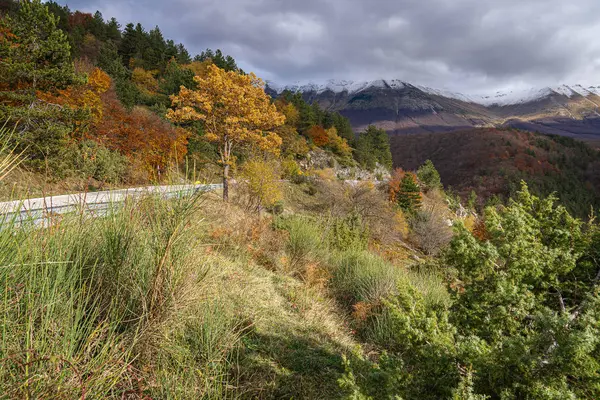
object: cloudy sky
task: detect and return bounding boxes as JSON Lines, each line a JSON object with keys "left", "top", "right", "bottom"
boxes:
{"left": 56, "top": 0, "right": 600, "bottom": 94}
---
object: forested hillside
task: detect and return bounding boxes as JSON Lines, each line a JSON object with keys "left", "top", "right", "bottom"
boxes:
{"left": 390, "top": 128, "right": 600, "bottom": 217}
{"left": 0, "top": 0, "right": 391, "bottom": 195}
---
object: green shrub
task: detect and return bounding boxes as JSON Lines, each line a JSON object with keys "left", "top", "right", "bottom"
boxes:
{"left": 61, "top": 140, "right": 129, "bottom": 183}
{"left": 338, "top": 276, "right": 457, "bottom": 400}
{"left": 281, "top": 157, "right": 302, "bottom": 179}
{"left": 277, "top": 216, "right": 326, "bottom": 272}
{"left": 329, "top": 212, "right": 369, "bottom": 251}
{"left": 329, "top": 250, "right": 399, "bottom": 305}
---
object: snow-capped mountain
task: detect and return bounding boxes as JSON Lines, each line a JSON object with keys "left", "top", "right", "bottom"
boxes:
{"left": 266, "top": 80, "right": 600, "bottom": 140}
{"left": 267, "top": 80, "right": 600, "bottom": 107}
{"left": 443, "top": 84, "right": 600, "bottom": 107}
{"left": 266, "top": 79, "right": 406, "bottom": 96}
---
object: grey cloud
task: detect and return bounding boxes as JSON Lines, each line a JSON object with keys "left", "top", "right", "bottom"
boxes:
{"left": 57, "top": 0, "right": 600, "bottom": 93}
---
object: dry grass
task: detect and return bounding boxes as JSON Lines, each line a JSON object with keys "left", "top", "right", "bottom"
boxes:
{"left": 0, "top": 178, "right": 452, "bottom": 399}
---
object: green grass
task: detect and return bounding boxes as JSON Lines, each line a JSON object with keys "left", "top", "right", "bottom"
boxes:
{"left": 0, "top": 182, "right": 452, "bottom": 399}
{"left": 277, "top": 215, "right": 328, "bottom": 274}
{"left": 0, "top": 192, "right": 245, "bottom": 398}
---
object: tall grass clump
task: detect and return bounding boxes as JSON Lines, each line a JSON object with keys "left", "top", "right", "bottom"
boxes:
{"left": 328, "top": 249, "right": 451, "bottom": 350}
{"left": 277, "top": 216, "right": 327, "bottom": 273}
{"left": 0, "top": 190, "right": 228, "bottom": 398}
{"left": 329, "top": 250, "right": 400, "bottom": 305}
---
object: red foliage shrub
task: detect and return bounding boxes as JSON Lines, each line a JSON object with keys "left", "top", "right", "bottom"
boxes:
{"left": 93, "top": 90, "right": 188, "bottom": 176}
{"left": 306, "top": 125, "right": 329, "bottom": 146}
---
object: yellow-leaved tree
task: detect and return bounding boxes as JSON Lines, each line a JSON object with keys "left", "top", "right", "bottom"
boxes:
{"left": 239, "top": 159, "right": 283, "bottom": 214}
{"left": 167, "top": 64, "right": 285, "bottom": 200}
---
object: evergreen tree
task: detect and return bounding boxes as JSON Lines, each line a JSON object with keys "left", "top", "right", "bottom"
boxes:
{"left": 224, "top": 55, "right": 238, "bottom": 71}
{"left": 332, "top": 112, "right": 354, "bottom": 142}
{"left": 354, "top": 125, "right": 392, "bottom": 170}
{"left": 119, "top": 23, "right": 137, "bottom": 65}
{"left": 147, "top": 26, "right": 167, "bottom": 70}
{"left": 97, "top": 41, "right": 128, "bottom": 80}
{"left": 176, "top": 43, "right": 191, "bottom": 64}
{"left": 44, "top": 1, "right": 70, "bottom": 33}
{"left": 0, "top": 0, "right": 78, "bottom": 164}
{"left": 417, "top": 159, "right": 442, "bottom": 191}
{"left": 159, "top": 58, "right": 195, "bottom": 95}
{"left": 396, "top": 173, "right": 422, "bottom": 212}
{"left": 89, "top": 11, "right": 106, "bottom": 41}
{"left": 165, "top": 39, "right": 178, "bottom": 61}
{"left": 106, "top": 17, "right": 121, "bottom": 42}
{"left": 0, "top": 0, "right": 75, "bottom": 96}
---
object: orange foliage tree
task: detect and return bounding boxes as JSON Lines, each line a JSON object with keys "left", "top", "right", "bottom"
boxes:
{"left": 274, "top": 98, "right": 300, "bottom": 126}
{"left": 182, "top": 60, "right": 213, "bottom": 77}
{"left": 388, "top": 168, "right": 407, "bottom": 202}
{"left": 167, "top": 64, "right": 285, "bottom": 201}
{"left": 94, "top": 90, "right": 188, "bottom": 178}
{"left": 37, "top": 67, "right": 112, "bottom": 136}
{"left": 326, "top": 127, "right": 352, "bottom": 159}
{"left": 306, "top": 125, "right": 329, "bottom": 146}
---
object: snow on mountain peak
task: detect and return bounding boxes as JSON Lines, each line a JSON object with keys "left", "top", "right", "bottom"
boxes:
{"left": 265, "top": 80, "right": 600, "bottom": 107}
{"left": 265, "top": 79, "right": 406, "bottom": 95}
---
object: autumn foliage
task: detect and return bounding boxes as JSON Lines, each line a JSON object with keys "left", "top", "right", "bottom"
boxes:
{"left": 306, "top": 125, "right": 329, "bottom": 146}
{"left": 94, "top": 90, "right": 188, "bottom": 176}
{"left": 239, "top": 159, "right": 283, "bottom": 213}
{"left": 37, "top": 67, "right": 111, "bottom": 133}
{"left": 167, "top": 63, "right": 285, "bottom": 200}
{"left": 388, "top": 168, "right": 422, "bottom": 212}
{"left": 388, "top": 168, "right": 407, "bottom": 203}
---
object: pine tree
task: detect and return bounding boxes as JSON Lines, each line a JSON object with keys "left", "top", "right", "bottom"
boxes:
{"left": 119, "top": 23, "right": 137, "bottom": 65}
{"left": 0, "top": 0, "right": 75, "bottom": 95}
{"left": 355, "top": 125, "right": 392, "bottom": 170}
{"left": 417, "top": 159, "right": 442, "bottom": 191}
{"left": 106, "top": 17, "right": 121, "bottom": 41}
{"left": 147, "top": 26, "right": 167, "bottom": 70}
{"left": 396, "top": 173, "right": 422, "bottom": 212}
{"left": 176, "top": 43, "right": 191, "bottom": 64}
{"left": 0, "top": 0, "right": 79, "bottom": 164}
{"left": 89, "top": 11, "right": 106, "bottom": 41}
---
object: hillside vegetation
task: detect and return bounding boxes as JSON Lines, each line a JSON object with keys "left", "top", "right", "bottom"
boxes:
{"left": 390, "top": 128, "right": 600, "bottom": 217}
{"left": 0, "top": 0, "right": 391, "bottom": 198}
{"left": 1, "top": 165, "right": 600, "bottom": 399}
{"left": 1, "top": 1, "right": 600, "bottom": 399}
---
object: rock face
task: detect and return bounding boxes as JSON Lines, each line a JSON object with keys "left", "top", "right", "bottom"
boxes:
{"left": 299, "top": 149, "right": 390, "bottom": 181}
{"left": 266, "top": 81, "right": 600, "bottom": 143}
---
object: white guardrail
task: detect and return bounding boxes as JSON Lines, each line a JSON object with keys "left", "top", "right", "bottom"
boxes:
{"left": 0, "top": 184, "right": 222, "bottom": 226}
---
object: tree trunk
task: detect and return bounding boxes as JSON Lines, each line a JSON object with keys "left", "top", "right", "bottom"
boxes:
{"left": 223, "top": 163, "right": 229, "bottom": 202}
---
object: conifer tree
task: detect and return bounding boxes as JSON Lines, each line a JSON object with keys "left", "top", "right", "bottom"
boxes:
{"left": 396, "top": 173, "right": 422, "bottom": 212}
{"left": 417, "top": 159, "right": 442, "bottom": 191}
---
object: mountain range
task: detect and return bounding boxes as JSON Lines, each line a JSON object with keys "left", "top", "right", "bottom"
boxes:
{"left": 266, "top": 80, "right": 600, "bottom": 145}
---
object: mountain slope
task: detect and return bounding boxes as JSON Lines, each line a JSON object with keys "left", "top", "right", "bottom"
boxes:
{"left": 266, "top": 81, "right": 600, "bottom": 142}
{"left": 388, "top": 128, "right": 600, "bottom": 216}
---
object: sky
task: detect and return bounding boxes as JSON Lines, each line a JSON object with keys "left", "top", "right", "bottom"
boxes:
{"left": 56, "top": 0, "right": 600, "bottom": 95}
